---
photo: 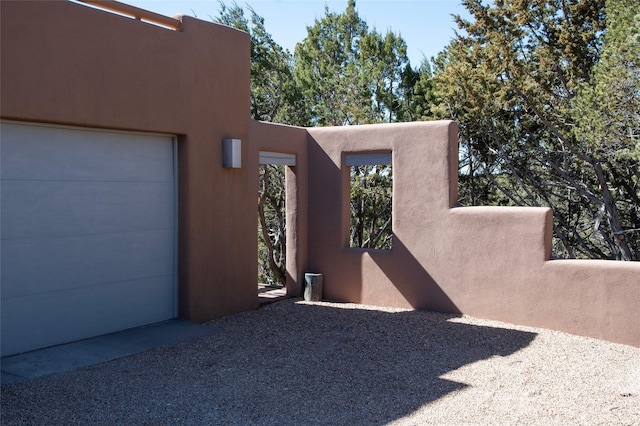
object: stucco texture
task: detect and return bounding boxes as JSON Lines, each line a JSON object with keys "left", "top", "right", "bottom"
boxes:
{"left": 307, "top": 123, "right": 640, "bottom": 347}
{"left": 1, "top": 0, "right": 638, "bottom": 347}
{"left": 1, "top": 0, "right": 255, "bottom": 321}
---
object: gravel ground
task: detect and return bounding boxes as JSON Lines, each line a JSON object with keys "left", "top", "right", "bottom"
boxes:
{"left": 2, "top": 298, "right": 639, "bottom": 425}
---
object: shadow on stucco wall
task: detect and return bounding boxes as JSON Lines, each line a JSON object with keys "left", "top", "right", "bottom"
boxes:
{"left": 306, "top": 134, "right": 364, "bottom": 301}
{"left": 370, "top": 236, "right": 461, "bottom": 313}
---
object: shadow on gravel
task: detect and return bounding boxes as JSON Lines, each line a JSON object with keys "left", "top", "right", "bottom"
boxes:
{"left": 0, "top": 299, "right": 536, "bottom": 425}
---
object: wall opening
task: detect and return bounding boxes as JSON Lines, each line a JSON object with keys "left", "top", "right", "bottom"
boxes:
{"left": 258, "top": 152, "right": 296, "bottom": 302}
{"left": 258, "top": 164, "right": 286, "bottom": 288}
{"left": 346, "top": 153, "right": 393, "bottom": 250}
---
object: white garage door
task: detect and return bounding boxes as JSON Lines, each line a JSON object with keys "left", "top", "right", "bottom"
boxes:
{"left": 1, "top": 121, "right": 177, "bottom": 356}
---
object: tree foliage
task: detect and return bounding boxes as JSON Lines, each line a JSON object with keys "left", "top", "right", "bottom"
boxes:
{"left": 217, "top": 0, "right": 638, "bottom": 262}
{"left": 216, "top": 2, "right": 294, "bottom": 285}
{"left": 575, "top": 0, "right": 640, "bottom": 161}
{"left": 293, "top": 0, "right": 416, "bottom": 125}
{"left": 216, "top": 1, "right": 306, "bottom": 125}
{"left": 431, "top": 0, "right": 639, "bottom": 260}
{"left": 293, "top": 1, "right": 408, "bottom": 253}
{"left": 223, "top": 0, "right": 412, "bottom": 281}
{"left": 293, "top": 0, "right": 370, "bottom": 126}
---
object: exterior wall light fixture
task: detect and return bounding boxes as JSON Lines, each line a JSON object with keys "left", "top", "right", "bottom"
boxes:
{"left": 222, "top": 138, "right": 242, "bottom": 168}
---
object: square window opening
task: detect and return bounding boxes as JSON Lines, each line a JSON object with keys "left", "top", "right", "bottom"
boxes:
{"left": 347, "top": 154, "right": 393, "bottom": 250}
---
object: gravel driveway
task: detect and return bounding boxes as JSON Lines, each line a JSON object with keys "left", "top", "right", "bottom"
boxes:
{"left": 2, "top": 298, "right": 638, "bottom": 425}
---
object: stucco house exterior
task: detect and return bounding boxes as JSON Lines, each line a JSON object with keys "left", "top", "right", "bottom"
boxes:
{"left": 1, "top": 0, "right": 638, "bottom": 357}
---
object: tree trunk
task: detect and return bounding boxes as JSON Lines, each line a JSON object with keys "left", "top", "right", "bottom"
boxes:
{"left": 592, "top": 160, "right": 634, "bottom": 260}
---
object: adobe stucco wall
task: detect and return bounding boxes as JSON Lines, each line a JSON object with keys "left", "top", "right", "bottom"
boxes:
{"left": 0, "top": 0, "right": 259, "bottom": 321}
{"left": 307, "top": 123, "right": 640, "bottom": 347}
{"left": 2, "top": 1, "right": 637, "bottom": 347}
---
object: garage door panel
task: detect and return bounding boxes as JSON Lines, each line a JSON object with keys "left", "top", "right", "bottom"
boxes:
{"left": 1, "top": 180, "right": 174, "bottom": 240}
{"left": 0, "top": 122, "right": 174, "bottom": 182}
{"left": 0, "top": 121, "right": 177, "bottom": 356}
{"left": 1, "top": 275, "right": 175, "bottom": 355}
{"left": 1, "top": 229, "right": 174, "bottom": 298}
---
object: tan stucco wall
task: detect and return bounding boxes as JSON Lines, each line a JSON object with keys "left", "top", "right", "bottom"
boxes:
{"left": 2, "top": 1, "right": 638, "bottom": 347}
{"left": 307, "top": 122, "right": 640, "bottom": 347}
{"left": 1, "top": 0, "right": 258, "bottom": 321}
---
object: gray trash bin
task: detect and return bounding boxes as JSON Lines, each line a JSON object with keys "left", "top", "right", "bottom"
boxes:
{"left": 304, "top": 273, "right": 323, "bottom": 301}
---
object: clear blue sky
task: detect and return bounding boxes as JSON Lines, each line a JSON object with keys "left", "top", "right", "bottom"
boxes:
{"left": 122, "top": 0, "right": 468, "bottom": 65}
